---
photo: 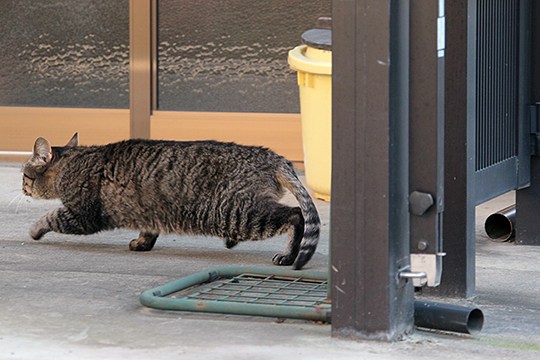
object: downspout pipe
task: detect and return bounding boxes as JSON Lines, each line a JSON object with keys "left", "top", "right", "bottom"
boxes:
{"left": 414, "top": 300, "right": 484, "bottom": 334}
{"left": 484, "top": 205, "right": 516, "bottom": 242}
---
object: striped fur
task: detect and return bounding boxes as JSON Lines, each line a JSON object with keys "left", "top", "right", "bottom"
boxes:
{"left": 22, "top": 135, "right": 320, "bottom": 269}
{"left": 276, "top": 163, "right": 321, "bottom": 269}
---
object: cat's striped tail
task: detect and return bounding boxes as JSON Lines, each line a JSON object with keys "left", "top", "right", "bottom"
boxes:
{"left": 277, "top": 162, "right": 321, "bottom": 270}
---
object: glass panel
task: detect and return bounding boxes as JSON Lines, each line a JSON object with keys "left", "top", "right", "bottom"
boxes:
{"left": 158, "top": 0, "right": 331, "bottom": 113}
{"left": 0, "top": 0, "right": 129, "bottom": 108}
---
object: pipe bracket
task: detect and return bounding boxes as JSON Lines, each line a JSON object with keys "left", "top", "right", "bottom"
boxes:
{"left": 409, "top": 191, "right": 434, "bottom": 216}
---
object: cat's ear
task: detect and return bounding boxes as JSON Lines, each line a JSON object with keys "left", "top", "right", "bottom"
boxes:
{"left": 33, "top": 137, "right": 52, "bottom": 164}
{"left": 65, "top": 133, "right": 79, "bottom": 147}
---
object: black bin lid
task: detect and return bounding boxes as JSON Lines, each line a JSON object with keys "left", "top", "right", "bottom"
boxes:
{"left": 301, "top": 17, "right": 332, "bottom": 51}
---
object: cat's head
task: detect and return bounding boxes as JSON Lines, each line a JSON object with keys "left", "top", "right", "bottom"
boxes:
{"left": 22, "top": 133, "right": 79, "bottom": 199}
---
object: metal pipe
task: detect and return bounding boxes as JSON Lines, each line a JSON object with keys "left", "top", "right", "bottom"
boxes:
{"left": 484, "top": 205, "right": 516, "bottom": 242}
{"left": 414, "top": 300, "right": 484, "bottom": 334}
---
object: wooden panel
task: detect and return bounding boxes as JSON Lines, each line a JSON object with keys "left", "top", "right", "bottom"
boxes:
{"left": 0, "top": 153, "right": 32, "bottom": 163}
{"left": 0, "top": 107, "right": 130, "bottom": 151}
{"left": 0, "top": 107, "right": 304, "bottom": 163}
{"left": 151, "top": 111, "right": 304, "bottom": 162}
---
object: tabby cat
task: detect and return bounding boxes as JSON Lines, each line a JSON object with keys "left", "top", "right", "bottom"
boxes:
{"left": 22, "top": 134, "right": 320, "bottom": 269}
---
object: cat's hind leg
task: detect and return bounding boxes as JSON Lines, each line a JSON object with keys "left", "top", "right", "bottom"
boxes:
{"left": 270, "top": 206, "right": 304, "bottom": 266}
{"left": 224, "top": 238, "right": 239, "bottom": 249}
{"left": 221, "top": 201, "right": 304, "bottom": 265}
{"left": 129, "top": 231, "right": 159, "bottom": 251}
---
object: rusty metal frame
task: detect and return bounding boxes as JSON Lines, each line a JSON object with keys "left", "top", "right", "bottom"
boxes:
{"left": 140, "top": 266, "right": 330, "bottom": 321}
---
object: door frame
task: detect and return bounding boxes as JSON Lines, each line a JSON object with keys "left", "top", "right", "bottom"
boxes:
{"left": 0, "top": 0, "right": 303, "bottom": 164}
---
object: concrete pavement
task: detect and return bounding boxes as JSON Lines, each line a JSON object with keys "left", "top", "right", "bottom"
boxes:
{"left": 0, "top": 163, "right": 539, "bottom": 359}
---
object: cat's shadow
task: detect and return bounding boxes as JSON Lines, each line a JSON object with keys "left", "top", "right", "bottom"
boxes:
{"left": 34, "top": 239, "right": 272, "bottom": 262}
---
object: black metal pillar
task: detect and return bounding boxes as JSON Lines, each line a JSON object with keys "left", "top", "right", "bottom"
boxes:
{"left": 516, "top": 0, "right": 540, "bottom": 246}
{"left": 408, "top": 0, "right": 445, "bottom": 288}
{"left": 428, "top": 0, "right": 476, "bottom": 297}
{"left": 331, "top": 0, "right": 414, "bottom": 340}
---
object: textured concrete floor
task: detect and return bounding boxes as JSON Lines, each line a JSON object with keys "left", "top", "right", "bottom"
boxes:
{"left": 0, "top": 164, "right": 539, "bottom": 359}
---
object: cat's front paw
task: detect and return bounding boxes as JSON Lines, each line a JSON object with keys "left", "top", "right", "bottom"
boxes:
{"left": 129, "top": 238, "right": 152, "bottom": 251}
{"left": 29, "top": 224, "right": 48, "bottom": 240}
{"left": 225, "top": 238, "right": 239, "bottom": 249}
{"left": 272, "top": 253, "right": 296, "bottom": 266}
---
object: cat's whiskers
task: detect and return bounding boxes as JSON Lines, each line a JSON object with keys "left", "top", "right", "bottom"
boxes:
{"left": 6, "top": 192, "right": 31, "bottom": 214}
{"left": 16, "top": 194, "right": 31, "bottom": 214}
{"left": 7, "top": 192, "right": 23, "bottom": 208}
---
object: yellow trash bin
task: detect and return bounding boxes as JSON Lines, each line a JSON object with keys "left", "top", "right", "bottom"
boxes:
{"left": 288, "top": 26, "right": 332, "bottom": 201}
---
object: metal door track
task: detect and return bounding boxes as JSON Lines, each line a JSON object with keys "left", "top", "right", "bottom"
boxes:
{"left": 140, "top": 266, "right": 330, "bottom": 322}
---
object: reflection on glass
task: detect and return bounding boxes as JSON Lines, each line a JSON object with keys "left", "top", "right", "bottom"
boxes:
{"left": 158, "top": 0, "right": 331, "bottom": 113}
{"left": 0, "top": 0, "right": 129, "bottom": 108}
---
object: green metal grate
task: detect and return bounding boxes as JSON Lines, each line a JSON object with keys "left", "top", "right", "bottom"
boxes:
{"left": 182, "top": 273, "right": 327, "bottom": 307}
{"left": 140, "top": 266, "right": 330, "bottom": 322}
